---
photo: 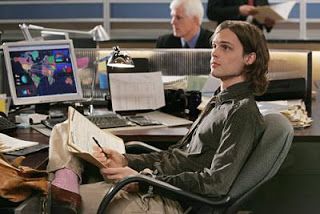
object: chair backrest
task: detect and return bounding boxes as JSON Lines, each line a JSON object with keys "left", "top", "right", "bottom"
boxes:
{"left": 225, "top": 113, "right": 294, "bottom": 214}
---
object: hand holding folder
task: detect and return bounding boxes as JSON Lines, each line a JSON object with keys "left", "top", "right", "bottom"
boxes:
{"left": 252, "top": 1, "right": 296, "bottom": 24}
{"left": 67, "top": 107, "right": 125, "bottom": 168}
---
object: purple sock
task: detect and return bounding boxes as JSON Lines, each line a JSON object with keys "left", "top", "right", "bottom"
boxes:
{"left": 52, "top": 168, "right": 80, "bottom": 194}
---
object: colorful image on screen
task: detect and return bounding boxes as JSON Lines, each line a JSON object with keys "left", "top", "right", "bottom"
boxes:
{"left": 9, "top": 48, "right": 77, "bottom": 98}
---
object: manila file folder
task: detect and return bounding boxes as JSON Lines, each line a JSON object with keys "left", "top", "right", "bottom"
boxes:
{"left": 253, "top": 1, "right": 296, "bottom": 24}
{"left": 67, "top": 107, "right": 125, "bottom": 168}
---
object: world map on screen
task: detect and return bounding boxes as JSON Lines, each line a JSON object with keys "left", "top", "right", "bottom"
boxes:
{"left": 9, "top": 48, "right": 77, "bottom": 97}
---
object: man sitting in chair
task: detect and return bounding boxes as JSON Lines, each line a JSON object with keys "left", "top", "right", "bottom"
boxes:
{"left": 47, "top": 20, "right": 269, "bottom": 213}
{"left": 156, "top": 0, "right": 213, "bottom": 48}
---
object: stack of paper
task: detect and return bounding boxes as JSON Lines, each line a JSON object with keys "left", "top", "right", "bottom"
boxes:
{"left": 281, "top": 104, "right": 313, "bottom": 128}
{"left": 257, "top": 100, "right": 312, "bottom": 129}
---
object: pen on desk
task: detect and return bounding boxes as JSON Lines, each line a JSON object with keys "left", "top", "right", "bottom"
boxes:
{"left": 92, "top": 137, "right": 108, "bottom": 158}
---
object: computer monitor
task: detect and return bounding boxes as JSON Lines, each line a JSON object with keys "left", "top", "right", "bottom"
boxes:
{"left": 2, "top": 40, "right": 83, "bottom": 106}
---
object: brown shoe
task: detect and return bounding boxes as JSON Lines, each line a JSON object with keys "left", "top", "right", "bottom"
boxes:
{"left": 50, "top": 184, "right": 81, "bottom": 214}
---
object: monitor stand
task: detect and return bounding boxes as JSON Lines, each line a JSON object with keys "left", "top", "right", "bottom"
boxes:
{"left": 35, "top": 103, "right": 50, "bottom": 115}
{"left": 36, "top": 102, "right": 86, "bottom": 118}
{"left": 34, "top": 103, "right": 70, "bottom": 116}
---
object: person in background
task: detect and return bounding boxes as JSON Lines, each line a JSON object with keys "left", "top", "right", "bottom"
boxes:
{"left": 47, "top": 20, "right": 269, "bottom": 214}
{"left": 156, "top": 0, "right": 213, "bottom": 48}
{"left": 207, "top": 0, "right": 275, "bottom": 33}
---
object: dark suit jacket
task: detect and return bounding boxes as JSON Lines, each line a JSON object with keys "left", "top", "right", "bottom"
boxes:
{"left": 207, "top": 0, "right": 272, "bottom": 32}
{"left": 156, "top": 28, "right": 213, "bottom": 48}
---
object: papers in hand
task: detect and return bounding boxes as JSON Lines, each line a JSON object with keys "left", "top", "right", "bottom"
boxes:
{"left": 0, "top": 133, "right": 38, "bottom": 153}
{"left": 67, "top": 107, "right": 125, "bottom": 168}
{"left": 253, "top": 1, "right": 296, "bottom": 24}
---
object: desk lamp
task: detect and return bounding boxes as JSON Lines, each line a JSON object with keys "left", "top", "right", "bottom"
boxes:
{"left": 19, "top": 23, "right": 110, "bottom": 42}
{"left": 96, "top": 46, "right": 135, "bottom": 68}
{"left": 89, "top": 46, "right": 135, "bottom": 114}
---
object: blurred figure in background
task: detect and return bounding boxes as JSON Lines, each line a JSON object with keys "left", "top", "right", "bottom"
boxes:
{"left": 207, "top": 0, "right": 275, "bottom": 33}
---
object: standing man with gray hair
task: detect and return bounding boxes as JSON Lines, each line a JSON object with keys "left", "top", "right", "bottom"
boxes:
{"left": 156, "top": 0, "right": 213, "bottom": 48}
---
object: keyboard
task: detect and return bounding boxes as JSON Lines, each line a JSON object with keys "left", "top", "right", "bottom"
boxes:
{"left": 41, "top": 113, "right": 133, "bottom": 129}
{"left": 0, "top": 114, "right": 16, "bottom": 133}
{"left": 86, "top": 114, "right": 133, "bottom": 129}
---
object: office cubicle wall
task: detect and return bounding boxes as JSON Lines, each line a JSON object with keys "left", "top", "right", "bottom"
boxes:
{"left": 95, "top": 48, "right": 313, "bottom": 77}
{"left": 77, "top": 48, "right": 312, "bottom": 112}
{"left": 0, "top": 48, "right": 312, "bottom": 114}
{"left": 86, "top": 49, "right": 212, "bottom": 94}
{"left": 96, "top": 49, "right": 211, "bottom": 76}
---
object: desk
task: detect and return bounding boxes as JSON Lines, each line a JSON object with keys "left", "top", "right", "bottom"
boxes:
{"left": 9, "top": 99, "right": 320, "bottom": 169}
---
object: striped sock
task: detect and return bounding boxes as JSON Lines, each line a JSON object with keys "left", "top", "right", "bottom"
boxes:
{"left": 52, "top": 168, "right": 80, "bottom": 194}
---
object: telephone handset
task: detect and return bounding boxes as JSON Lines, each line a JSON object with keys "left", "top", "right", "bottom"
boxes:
{"left": 0, "top": 112, "right": 16, "bottom": 133}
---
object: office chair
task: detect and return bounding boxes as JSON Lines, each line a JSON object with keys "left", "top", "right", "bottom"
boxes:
{"left": 97, "top": 113, "right": 294, "bottom": 214}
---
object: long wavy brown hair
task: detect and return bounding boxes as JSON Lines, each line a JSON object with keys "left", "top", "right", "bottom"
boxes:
{"left": 213, "top": 20, "right": 269, "bottom": 95}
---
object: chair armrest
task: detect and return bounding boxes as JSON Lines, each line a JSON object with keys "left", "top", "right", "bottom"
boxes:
{"left": 125, "top": 141, "right": 162, "bottom": 153}
{"left": 97, "top": 174, "right": 230, "bottom": 214}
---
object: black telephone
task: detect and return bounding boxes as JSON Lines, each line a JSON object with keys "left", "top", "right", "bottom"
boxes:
{"left": 0, "top": 112, "right": 16, "bottom": 133}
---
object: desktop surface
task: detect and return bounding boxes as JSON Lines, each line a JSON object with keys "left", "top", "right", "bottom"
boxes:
{"left": 4, "top": 128, "right": 49, "bottom": 170}
{"left": 3, "top": 98, "right": 320, "bottom": 171}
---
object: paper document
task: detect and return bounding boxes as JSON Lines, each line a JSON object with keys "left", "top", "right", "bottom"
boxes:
{"left": 257, "top": 100, "right": 289, "bottom": 115}
{"left": 253, "top": 1, "right": 296, "bottom": 24}
{"left": 67, "top": 107, "right": 125, "bottom": 168}
{"left": 109, "top": 71, "right": 165, "bottom": 112}
{"left": 279, "top": 100, "right": 312, "bottom": 128}
{"left": 0, "top": 133, "right": 38, "bottom": 153}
